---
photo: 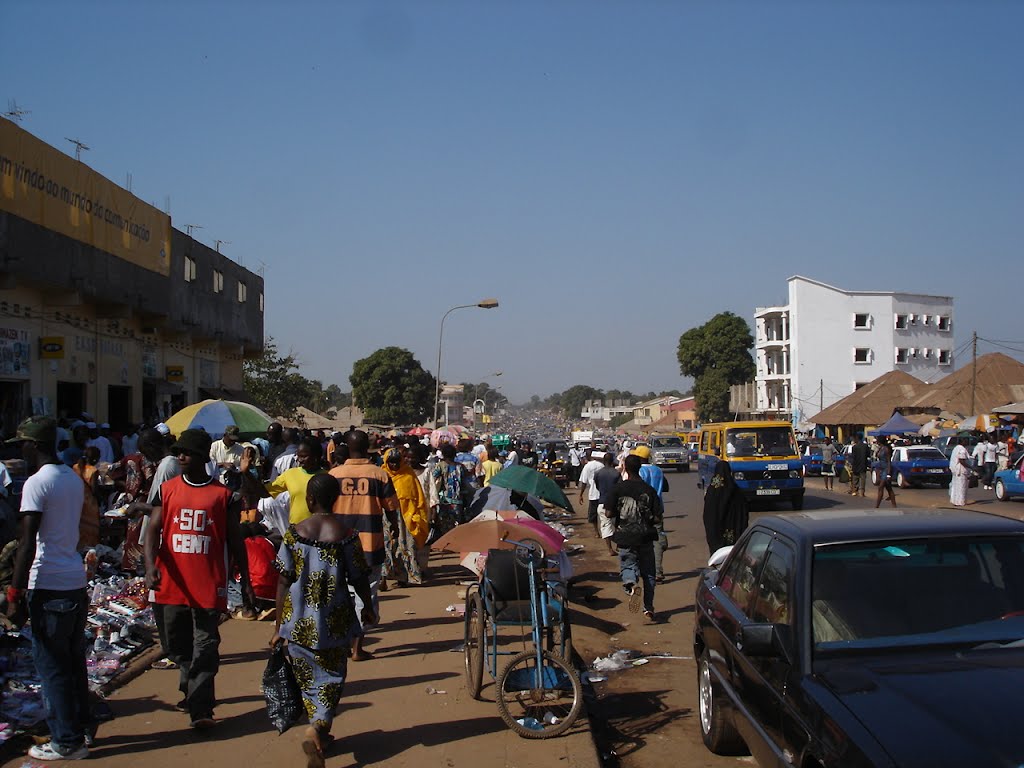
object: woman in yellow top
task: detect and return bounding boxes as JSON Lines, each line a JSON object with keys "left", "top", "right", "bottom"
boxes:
{"left": 382, "top": 446, "right": 430, "bottom": 585}
{"left": 480, "top": 446, "right": 504, "bottom": 487}
{"left": 242, "top": 438, "right": 324, "bottom": 524}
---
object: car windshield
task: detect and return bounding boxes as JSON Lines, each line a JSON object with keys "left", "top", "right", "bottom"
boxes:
{"left": 726, "top": 427, "right": 797, "bottom": 458}
{"left": 906, "top": 448, "right": 946, "bottom": 461}
{"left": 813, "top": 536, "right": 1024, "bottom": 653}
{"left": 651, "top": 437, "right": 682, "bottom": 448}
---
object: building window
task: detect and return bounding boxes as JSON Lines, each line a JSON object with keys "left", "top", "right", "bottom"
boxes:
{"left": 921, "top": 347, "right": 931, "bottom": 359}
{"left": 213, "top": 270, "right": 224, "bottom": 293}
{"left": 895, "top": 348, "right": 909, "bottom": 364}
{"left": 922, "top": 314, "right": 931, "bottom": 326}
{"left": 853, "top": 313, "right": 872, "bottom": 330}
{"left": 895, "top": 314, "right": 908, "bottom": 330}
{"left": 938, "top": 349, "right": 952, "bottom": 366}
{"left": 184, "top": 256, "right": 196, "bottom": 282}
{"left": 259, "top": 292, "right": 264, "bottom": 313}
{"left": 237, "top": 281, "right": 247, "bottom": 303}
{"left": 854, "top": 348, "right": 872, "bottom": 365}
{"left": 937, "top": 315, "right": 951, "bottom": 332}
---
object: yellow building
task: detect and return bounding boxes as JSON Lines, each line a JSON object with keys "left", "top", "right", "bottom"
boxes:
{"left": 0, "top": 117, "right": 263, "bottom": 433}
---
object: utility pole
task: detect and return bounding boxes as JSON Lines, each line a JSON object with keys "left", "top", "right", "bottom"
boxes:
{"left": 970, "top": 331, "right": 978, "bottom": 416}
{"left": 820, "top": 379, "right": 824, "bottom": 415}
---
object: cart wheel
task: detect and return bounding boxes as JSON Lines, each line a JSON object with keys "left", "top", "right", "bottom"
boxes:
{"left": 464, "top": 591, "right": 485, "bottom": 700}
{"left": 496, "top": 649, "right": 583, "bottom": 739}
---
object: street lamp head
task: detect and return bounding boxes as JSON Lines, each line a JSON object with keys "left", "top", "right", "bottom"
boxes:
{"left": 477, "top": 298, "right": 499, "bottom": 309}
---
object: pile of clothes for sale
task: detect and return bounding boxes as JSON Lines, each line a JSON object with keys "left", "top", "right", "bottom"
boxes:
{"left": 0, "top": 574, "right": 156, "bottom": 745}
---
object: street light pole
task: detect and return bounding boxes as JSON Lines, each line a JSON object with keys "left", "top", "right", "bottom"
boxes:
{"left": 434, "top": 299, "right": 499, "bottom": 427}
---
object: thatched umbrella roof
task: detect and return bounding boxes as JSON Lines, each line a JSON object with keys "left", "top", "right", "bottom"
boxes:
{"left": 811, "top": 370, "right": 928, "bottom": 426}
{"left": 905, "top": 353, "right": 1024, "bottom": 419}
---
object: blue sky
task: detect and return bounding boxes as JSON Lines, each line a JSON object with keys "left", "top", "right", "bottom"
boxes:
{"left": 4, "top": 1, "right": 1022, "bottom": 403}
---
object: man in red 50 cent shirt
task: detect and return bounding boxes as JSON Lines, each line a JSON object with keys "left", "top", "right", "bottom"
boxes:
{"left": 144, "top": 429, "right": 253, "bottom": 729}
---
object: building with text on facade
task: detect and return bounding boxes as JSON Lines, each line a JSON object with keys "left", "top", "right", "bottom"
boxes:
{"left": 754, "top": 276, "right": 953, "bottom": 423}
{"left": 0, "top": 117, "right": 264, "bottom": 434}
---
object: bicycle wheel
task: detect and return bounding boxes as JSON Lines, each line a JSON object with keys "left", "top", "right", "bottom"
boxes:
{"left": 464, "top": 590, "right": 485, "bottom": 700}
{"left": 495, "top": 648, "right": 583, "bottom": 739}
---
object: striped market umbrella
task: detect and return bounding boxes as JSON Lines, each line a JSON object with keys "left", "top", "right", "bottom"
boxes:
{"left": 164, "top": 399, "right": 272, "bottom": 440}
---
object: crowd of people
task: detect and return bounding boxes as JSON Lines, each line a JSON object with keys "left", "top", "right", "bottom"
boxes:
{"left": 6, "top": 416, "right": 669, "bottom": 765}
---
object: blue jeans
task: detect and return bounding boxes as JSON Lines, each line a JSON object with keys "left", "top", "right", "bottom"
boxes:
{"left": 618, "top": 544, "right": 656, "bottom": 612}
{"left": 28, "top": 588, "right": 90, "bottom": 751}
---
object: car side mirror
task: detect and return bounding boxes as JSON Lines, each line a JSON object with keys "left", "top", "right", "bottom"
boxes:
{"left": 740, "top": 623, "right": 792, "bottom": 663}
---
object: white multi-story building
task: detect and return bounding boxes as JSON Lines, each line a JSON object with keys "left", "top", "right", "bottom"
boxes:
{"left": 754, "top": 276, "right": 954, "bottom": 421}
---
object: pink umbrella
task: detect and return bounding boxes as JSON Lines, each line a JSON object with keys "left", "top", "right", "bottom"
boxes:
{"left": 430, "top": 428, "right": 459, "bottom": 448}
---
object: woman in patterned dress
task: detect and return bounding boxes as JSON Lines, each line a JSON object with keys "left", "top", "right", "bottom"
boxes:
{"left": 272, "top": 474, "right": 376, "bottom": 768}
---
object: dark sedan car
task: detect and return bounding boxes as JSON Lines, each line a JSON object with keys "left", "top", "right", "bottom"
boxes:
{"left": 694, "top": 509, "right": 1024, "bottom": 767}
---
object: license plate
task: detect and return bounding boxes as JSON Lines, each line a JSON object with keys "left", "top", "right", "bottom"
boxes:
{"left": 767, "top": 463, "right": 788, "bottom": 471}
{"left": 927, "top": 468, "right": 944, "bottom": 474}
{"left": 756, "top": 488, "right": 781, "bottom": 496}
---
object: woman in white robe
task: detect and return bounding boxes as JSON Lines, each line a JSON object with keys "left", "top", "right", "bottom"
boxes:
{"left": 949, "top": 439, "right": 971, "bottom": 506}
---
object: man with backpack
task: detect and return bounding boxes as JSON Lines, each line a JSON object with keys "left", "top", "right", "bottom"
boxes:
{"left": 604, "top": 454, "right": 663, "bottom": 623}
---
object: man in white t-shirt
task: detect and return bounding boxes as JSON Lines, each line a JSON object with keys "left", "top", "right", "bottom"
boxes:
{"left": 85, "top": 421, "right": 115, "bottom": 464}
{"left": 268, "top": 429, "right": 300, "bottom": 481}
{"left": 982, "top": 435, "right": 998, "bottom": 490}
{"left": 568, "top": 445, "right": 583, "bottom": 487}
{"left": 5, "top": 417, "right": 91, "bottom": 761}
{"left": 210, "top": 425, "right": 245, "bottom": 482}
{"left": 577, "top": 450, "right": 605, "bottom": 527}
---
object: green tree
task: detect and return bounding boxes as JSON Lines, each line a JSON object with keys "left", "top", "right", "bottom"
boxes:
{"left": 243, "top": 337, "right": 314, "bottom": 419}
{"left": 350, "top": 347, "right": 435, "bottom": 426}
{"left": 558, "top": 385, "right": 604, "bottom": 419}
{"left": 609, "top": 413, "right": 633, "bottom": 429}
{"left": 677, "top": 312, "right": 755, "bottom": 422}
{"left": 323, "top": 384, "right": 352, "bottom": 409}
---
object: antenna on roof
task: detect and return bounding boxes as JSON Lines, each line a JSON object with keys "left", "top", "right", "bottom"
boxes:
{"left": 256, "top": 260, "right": 267, "bottom": 278}
{"left": 126, "top": 172, "right": 132, "bottom": 192}
{"left": 3, "top": 100, "right": 30, "bottom": 123}
{"left": 184, "top": 224, "right": 203, "bottom": 238}
{"left": 214, "top": 239, "right": 231, "bottom": 253}
{"left": 65, "top": 137, "right": 90, "bottom": 161}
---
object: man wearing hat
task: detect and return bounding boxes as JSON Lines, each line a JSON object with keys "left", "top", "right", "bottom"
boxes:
{"left": 209, "top": 425, "right": 244, "bottom": 483}
{"left": 5, "top": 417, "right": 92, "bottom": 760}
{"left": 632, "top": 446, "right": 669, "bottom": 582}
{"left": 144, "top": 429, "right": 254, "bottom": 729}
{"left": 85, "top": 422, "right": 114, "bottom": 464}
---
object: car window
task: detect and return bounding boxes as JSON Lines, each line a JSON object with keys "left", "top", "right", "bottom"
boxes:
{"left": 718, "top": 530, "right": 773, "bottom": 616}
{"left": 750, "top": 542, "right": 795, "bottom": 626}
{"left": 907, "top": 448, "right": 946, "bottom": 461}
{"left": 812, "top": 536, "right": 1024, "bottom": 650}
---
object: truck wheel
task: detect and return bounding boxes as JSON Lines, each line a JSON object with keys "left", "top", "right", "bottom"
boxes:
{"left": 698, "top": 652, "right": 747, "bottom": 755}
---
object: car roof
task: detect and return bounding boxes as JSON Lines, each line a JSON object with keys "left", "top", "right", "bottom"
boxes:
{"left": 752, "top": 508, "right": 1024, "bottom": 547}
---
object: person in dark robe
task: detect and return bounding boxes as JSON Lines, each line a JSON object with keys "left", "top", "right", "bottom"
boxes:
{"left": 702, "top": 461, "right": 749, "bottom": 554}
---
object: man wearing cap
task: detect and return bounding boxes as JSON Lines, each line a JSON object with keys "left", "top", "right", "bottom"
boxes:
{"left": 632, "top": 446, "right": 670, "bottom": 582}
{"left": 85, "top": 422, "right": 114, "bottom": 464}
{"left": 210, "top": 425, "right": 244, "bottom": 482}
{"left": 144, "top": 429, "right": 253, "bottom": 729}
{"left": 5, "top": 417, "right": 92, "bottom": 760}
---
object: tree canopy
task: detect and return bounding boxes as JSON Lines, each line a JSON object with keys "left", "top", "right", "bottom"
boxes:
{"left": 243, "top": 337, "right": 314, "bottom": 419}
{"left": 350, "top": 346, "right": 435, "bottom": 426}
{"left": 677, "top": 312, "right": 755, "bottom": 422}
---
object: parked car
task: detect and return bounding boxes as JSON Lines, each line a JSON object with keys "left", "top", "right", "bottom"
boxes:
{"left": 994, "top": 454, "right": 1024, "bottom": 501}
{"left": 648, "top": 434, "right": 690, "bottom": 472}
{"left": 933, "top": 433, "right": 980, "bottom": 459}
{"left": 695, "top": 508, "right": 1024, "bottom": 767}
{"left": 871, "top": 445, "right": 952, "bottom": 488}
{"left": 800, "top": 443, "right": 847, "bottom": 477}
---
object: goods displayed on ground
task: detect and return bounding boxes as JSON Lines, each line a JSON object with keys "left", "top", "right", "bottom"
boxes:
{"left": 0, "top": 553, "right": 156, "bottom": 751}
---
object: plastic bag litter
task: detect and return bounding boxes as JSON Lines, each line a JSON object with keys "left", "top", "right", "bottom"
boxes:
{"left": 591, "top": 649, "right": 637, "bottom": 672}
{"left": 262, "top": 646, "right": 304, "bottom": 734}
